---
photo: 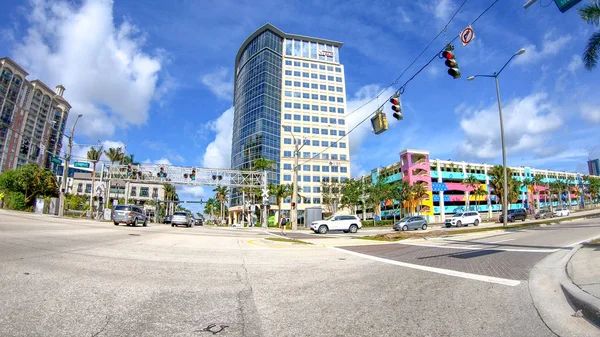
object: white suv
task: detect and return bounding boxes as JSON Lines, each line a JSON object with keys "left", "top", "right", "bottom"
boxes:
{"left": 445, "top": 211, "right": 481, "bottom": 228}
{"left": 311, "top": 215, "right": 362, "bottom": 234}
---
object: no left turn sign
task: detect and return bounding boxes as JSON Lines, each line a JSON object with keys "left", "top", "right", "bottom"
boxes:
{"left": 460, "top": 25, "right": 475, "bottom": 46}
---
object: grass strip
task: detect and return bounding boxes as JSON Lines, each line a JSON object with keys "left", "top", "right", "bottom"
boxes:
{"left": 265, "top": 237, "right": 311, "bottom": 245}
{"left": 360, "top": 212, "right": 600, "bottom": 242}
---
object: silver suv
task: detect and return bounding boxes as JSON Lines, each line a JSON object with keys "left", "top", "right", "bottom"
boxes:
{"left": 171, "top": 211, "right": 192, "bottom": 227}
{"left": 112, "top": 205, "right": 148, "bottom": 227}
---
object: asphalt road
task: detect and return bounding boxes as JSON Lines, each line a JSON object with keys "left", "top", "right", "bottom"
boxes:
{"left": 1, "top": 210, "right": 599, "bottom": 337}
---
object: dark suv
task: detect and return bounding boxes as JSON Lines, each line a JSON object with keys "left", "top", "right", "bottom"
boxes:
{"left": 499, "top": 209, "right": 527, "bottom": 223}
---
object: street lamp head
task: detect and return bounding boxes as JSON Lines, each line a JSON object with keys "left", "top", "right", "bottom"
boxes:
{"left": 77, "top": 113, "right": 83, "bottom": 118}
{"left": 467, "top": 76, "right": 475, "bottom": 81}
{"left": 516, "top": 48, "right": 526, "bottom": 56}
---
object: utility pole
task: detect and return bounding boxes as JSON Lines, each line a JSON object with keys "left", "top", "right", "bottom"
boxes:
{"left": 58, "top": 114, "right": 82, "bottom": 217}
{"left": 291, "top": 140, "right": 299, "bottom": 231}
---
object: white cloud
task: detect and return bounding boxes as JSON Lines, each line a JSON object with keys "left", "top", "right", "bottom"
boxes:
{"left": 11, "top": 0, "right": 165, "bottom": 139}
{"left": 458, "top": 92, "right": 562, "bottom": 159}
{"left": 201, "top": 67, "right": 233, "bottom": 100}
{"left": 346, "top": 85, "right": 397, "bottom": 154}
{"left": 580, "top": 104, "right": 600, "bottom": 124}
{"left": 568, "top": 54, "right": 583, "bottom": 72}
{"left": 434, "top": 0, "right": 453, "bottom": 21}
{"left": 427, "top": 65, "right": 441, "bottom": 77}
{"left": 514, "top": 34, "right": 571, "bottom": 65}
{"left": 396, "top": 7, "right": 412, "bottom": 24}
{"left": 69, "top": 139, "right": 125, "bottom": 163}
{"left": 201, "top": 107, "right": 234, "bottom": 168}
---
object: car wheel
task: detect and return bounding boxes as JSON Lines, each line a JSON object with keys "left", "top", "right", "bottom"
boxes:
{"left": 445, "top": 225, "right": 451, "bottom": 228}
{"left": 349, "top": 225, "right": 358, "bottom": 233}
{"left": 474, "top": 219, "right": 479, "bottom": 226}
{"left": 143, "top": 219, "right": 148, "bottom": 227}
{"left": 394, "top": 229, "right": 399, "bottom": 231}
{"left": 522, "top": 218, "right": 526, "bottom": 222}
{"left": 421, "top": 224, "right": 427, "bottom": 230}
{"left": 132, "top": 218, "right": 137, "bottom": 227}
{"left": 318, "top": 225, "right": 328, "bottom": 234}
{"left": 402, "top": 225, "right": 408, "bottom": 231}
{"left": 113, "top": 222, "right": 119, "bottom": 226}
{"left": 171, "top": 224, "right": 175, "bottom": 227}
{"left": 456, "top": 221, "right": 462, "bottom": 227}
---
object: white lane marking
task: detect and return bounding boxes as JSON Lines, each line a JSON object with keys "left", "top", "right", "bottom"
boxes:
{"left": 330, "top": 246, "right": 521, "bottom": 287}
{"left": 488, "top": 239, "right": 515, "bottom": 244}
{"left": 396, "top": 242, "right": 558, "bottom": 253}
{"left": 462, "top": 238, "right": 515, "bottom": 249}
{"left": 566, "top": 234, "right": 600, "bottom": 247}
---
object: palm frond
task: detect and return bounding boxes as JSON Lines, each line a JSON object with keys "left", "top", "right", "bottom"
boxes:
{"left": 583, "top": 30, "right": 600, "bottom": 70}
{"left": 579, "top": 4, "right": 600, "bottom": 26}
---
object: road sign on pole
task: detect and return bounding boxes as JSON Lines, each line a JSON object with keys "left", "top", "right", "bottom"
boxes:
{"left": 51, "top": 157, "right": 62, "bottom": 165}
{"left": 74, "top": 161, "right": 90, "bottom": 168}
{"left": 554, "top": 0, "right": 582, "bottom": 13}
{"left": 460, "top": 25, "right": 475, "bottom": 47}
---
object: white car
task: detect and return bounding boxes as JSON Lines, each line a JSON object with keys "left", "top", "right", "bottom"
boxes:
{"left": 553, "top": 208, "right": 570, "bottom": 217}
{"left": 445, "top": 211, "right": 481, "bottom": 228}
{"left": 311, "top": 215, "right": 362, "bottom": 234}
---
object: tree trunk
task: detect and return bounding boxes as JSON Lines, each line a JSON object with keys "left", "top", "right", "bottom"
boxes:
{"left": 89, "top": 162, "right": 96, "bottom": 219}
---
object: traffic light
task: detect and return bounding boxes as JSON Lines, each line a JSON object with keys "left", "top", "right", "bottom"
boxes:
{"left": 157, "top": 167, "right": 167, "bottom": 178}
{"left": 127, "top": 164, "right": 132, "bottom": 177}
{"left": 183, "top": 173, "right": 188, "bottom": 179}
{"left": 442, "top": 45, "right": 460, "bottom": 79}
{"left": 291, "top": 202, "right": 296, "bottom": 208}
{"left": 390, "top": 92, "right": 403, "bottom": 120}
{"left": 370, "top": 109, "right": 388, "bottom": 134}
{"left": 190, "top": 169, "right": 196, "bottom": 181}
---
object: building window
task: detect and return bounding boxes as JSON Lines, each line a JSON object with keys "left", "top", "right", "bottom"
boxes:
{"left": 312, "top": 140, "right": 319, "bottom": 146}
{"left": 330, "top": 130, "right": 337, "bottom": 136}
{"left": 313, "top": 165, "right": 320, "bottom": 172}
{"left": 131, "top": 187, "right": 137, "bottom": 196}
{"left": 303, "top": 104, "right": 310, "bottom": 110}
{"left": 340, "top": 154, "right": 347, "bottom": 160}
{"left": 336, "top": 77, "right": 342, "bottom": 82}
{"left": 293, "top": 92, "right": 301, "bottom": 98}
{"left": 311, "top": 64, "right": 317, "bottom": 69}
{"left": 285, "top": 60, "right": 292, "bottom": 65}
{"left": 77, "top": 183, "right": 83, "bottom": 193}
{"left": 284, "top": 175, "right": 291, "bottom": 181}
{"left": 313, "top": 198, "right": 321, "bottom": 204}
{"left": 328, "top": 76, "right": 334, "bottom": 81}
{"left": 328, "top": 86, "right": 335, "bottom": 91}
{"left": 322, "top": 141, "right": 329, "bottom": 147}
{"left": 322, "top": 166, "right": 330, "bottom": 172}
{"left": 302, "top": 62, "right": 309, "bottom": 68}
{"left": 284, "top": 102, "right": 292, "bottom": 108}
{"left": 338, "top": 108, "right": 344, "bottom": 114}
{"left": 294, "top": 81, "right": 301, "bottom": 87}
{"left": 339, "top": 130, "right": 346, "bottom": 136}
{"left": 302, "top": 93, "right": 310, "bottom": 99}
{"left": 320, "top": 85, "right": 327, "bottom": 90}
{"left": 284, "top": 91, "right": 292, "bottom": 97}
{"left": 329, "top": 118, "right": 337, "bottom": 124}
{"left": 293, "top": 114, "right": 301, "bottom": 120}
{"left": 313, "top": 186, "right": 321, "bottom": 193}
{"left": 332, "top": 166, "right": 339, "bottom": 172}
{"left": 284, "top": 151, "right": 292, "bottom": 157}
{"left": 329, "top": 96, "right": 335, "bottom": 102}
{"left": 85, "top": 184, "right": 92, "bottom": 193}
{"left": 293, "top": 126, "right": 301, "bottom": 133}
{"left": 322, "top": 153, "right": 329, "bottom": 160}
{"left": 303, "top": 115, "right": 310, "bottom": 121}
{"left": 303, "top": 152, "right": 310, "bottom": 158}
{"left": 331, "top": 142, "right": 338, "bottom": 148}
{"left": 293, "top": 71, "right": 301, "bottom": 77}
{"left": 285, "top": 80, "right": 292, "bottom": 86}
{"left": 312, "top": 128, "right": 319, "bottom": 134}
{"left": 152, "top": 188, "right": 158, "bottom": 198}
{"left": 340, "top": 142, "right": 346, "bottom": 148}
{"left": 332, "top": 154, "right": 339, "bottom": 160}
{"left": 284, "top": 138, "right": 292, "bottom": 144}
{"left": 312, "top": 116, "right": 319, "bottom": 122}
{"left": 293, "top": 104, "right": 301, "bottom": 110}
{"left": 321, "top": 117, "right": 327, "bottom": 123}
{"left": 303, "top": 127, "right": 310, "bottom": 133}
{"left": 319, "top": 65, "right": 326, "bottom": 70}
{"left": 284, "top": 114, "right": 291, "bottom": 120}
{"left": 329, "top": 107, "right": 336, "bottom": 113}
{"left": 140, "top": 187, "right": 149, "bottom": 197}
{"left": 340, "top": 167, "right": 348, "bottom": 173}
{"left": 338, "top": 119, "right": 345, "bottom": 125}
{"left": 327, "top": 66, "right": 333, "bottom": 71}
{"left": 321, "top": 129, "right": 328, "bottom": 135}
{"left": 335, "top": 67, "right": 341, "bottom": 72}
{"left": 303, "top": 186, "right": 311, "bottom": 193}
{"left": 319, "top": 75, "right": 326, "bottom": 80}
{"left": 283, "top": 163, "right": 292, "bottom": 170}
{"left": 336, "top": 87, "right": 343, "bottom": 92}
{"left": 303, "top": 165, "right": 311, "bottom": 171}
{"left": 311, "top": 73, "right": 318, "bottom": 79}
{"left": 312, "top": 105, "right": 319, "bottom": 111}
{"left": 302, "top": 72, "right": 309, "bottom": 78}
{"left": 285, "top": 70, "right": 292, "bottom": 76}
{"left": 311, "top": 94, "right": 318, "bottom": 100}
{"left": 320, "top": 106, "right": 327, "bottom": 112}
{"left": 311, "top": 83, "right": 318, "bottom": 89}
{"left": 303, "top": 176, "right": 310, "bottom": 182}
{"left": 303, "top": 82, "right": 310, "bottom": 88}
{"left": 313, "top": 176, "right": 321, "bottom": 182}
{"left": 294, "top": 61, "right": 301, "bottom": 66}
{"left": 337, "top": 97, "right": 344, "bottom": 103}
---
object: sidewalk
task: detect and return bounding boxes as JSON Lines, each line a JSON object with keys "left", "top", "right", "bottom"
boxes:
{"left": 566, "top": 241, "right": 600, "bottom": 328}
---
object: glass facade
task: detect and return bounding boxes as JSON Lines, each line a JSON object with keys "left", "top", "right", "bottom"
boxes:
{"left": 231, "top": 29, "right": 283, "bottom": 205}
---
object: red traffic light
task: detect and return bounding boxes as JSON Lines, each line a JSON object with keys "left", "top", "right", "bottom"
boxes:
{"left": 291, "top": 202, "right": 296, "bottom": 207}
{"left": 442, "top": 50, "right": 454, "bottom": 60}
{"left": 390, "top": 97, "right": 399, "bottom": 105}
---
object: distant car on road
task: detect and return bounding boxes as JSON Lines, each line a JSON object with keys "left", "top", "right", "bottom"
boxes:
{"left": 393, "top": 216, "right": 428, "bottom": 231}
{"left": 553, "top": 208, "right": 570, "bottom": 217}
{"left": 171, "top": 212, "right": 192, "bottom": 227}
{"left": 112, "top": 205, "right": 148, "bottom": 227}
{"left": 534, "top": 210, "right": 552, "bottom": 219}
{"left": 445, "top": 211, "right": 481, "bottom": 228}
{"left": 499, "top": 209, "right": 527, "bottom": 223}
{"left": 310, "top": 214, "right": 362, "bottom": 234}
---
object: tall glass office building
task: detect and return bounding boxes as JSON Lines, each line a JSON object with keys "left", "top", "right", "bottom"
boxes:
{"left": 230, "top": 24, "right": 350, "bottom": 212}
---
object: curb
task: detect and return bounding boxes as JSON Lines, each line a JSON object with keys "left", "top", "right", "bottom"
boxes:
{"left": 562, "top": 244, "right": 600, "bottom": 328}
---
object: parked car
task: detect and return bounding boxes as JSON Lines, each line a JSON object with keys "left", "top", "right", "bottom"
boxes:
{"left": 112, "top": 204, "right": 148, "bottom": 227}
{"left": 171, "top": 212, "right": 192, "bottom": 227}
{"left": 195, "top": 218, "right": 204, "bottom": 226}
{"left": 445, "top": 211, "right": 481, "bottom": 228}
{"left": 553, "top": 208, "right": 570, "bottom": 217}
{"left": 393, "top": 216, "right": 428, "bottom": 231}
{"left": 310, "top": 214, "right": 362, "bottom": 234}
{"left": 534, "top": 210, "right": 552, "bottom": 219}
{"left": 499, "top": 209, "right": 527, "bottom": 223}
{"left": 163, "top": 215, "right": 172, "bottom": 224}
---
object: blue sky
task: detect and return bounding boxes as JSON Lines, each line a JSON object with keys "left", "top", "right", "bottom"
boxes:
{"left": 1, "top": 0, "right": 599, "bottom": 212}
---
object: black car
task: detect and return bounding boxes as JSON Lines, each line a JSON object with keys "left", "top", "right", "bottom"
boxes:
{"left": 499, "top": 209, "right": 527, "bottom": 223}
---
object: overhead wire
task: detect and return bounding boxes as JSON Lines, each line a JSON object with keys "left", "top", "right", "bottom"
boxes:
{"left": 299, "top": 0, "right": 506, "bottom": 167}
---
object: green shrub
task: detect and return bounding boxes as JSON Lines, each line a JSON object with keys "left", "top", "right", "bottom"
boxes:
{"left": 361, "top": 219, "right": 394, "bottom": 227}
{"left": 6, "top": 191, "right": 27, "bottom": 210}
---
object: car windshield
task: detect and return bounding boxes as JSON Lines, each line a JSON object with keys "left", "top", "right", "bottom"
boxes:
{"left": 325, "top": 216, "right": 335, "bottom": 220}
{"left": 114, "top": 205, "right": 131, "bottom": 211}
{"left": 454, "top": 213, "right": 463, "bottom": 217}
{"left": 174, "top": 212, "right": 187, "bottom": 216}
{"left": 399, "top": 217, "right": 411, "bottom": 222}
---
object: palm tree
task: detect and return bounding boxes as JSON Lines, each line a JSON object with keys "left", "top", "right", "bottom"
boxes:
{"left": 463, "top": 174, "right": 480, "bottom": 211}
{"left": 472, "top": 185, "right": 487, "bottom": 212}
{"left": 268, "top": 183, "right": 292, "bottom": 222}
{"left": 120, "top": 153, "right": 137, "bottom": 165}
{"left": 213, "top": 186, "right": 229, "bottom": 225}
{"left": 204, "top": 198, "right": 218, "bottom": 222}
{"left": 388, "top": 180, "right": 410, "bottom": 222}
{"left": 367, "top": 178, "right": 389, "bottom": 225}
{"left": 549, "top": 181, "right": 563, "bottom": 211}
{"left": 86, "top": 146, "right": 103, "bottom": 218}
{"left": 488, "top": 165, "right": 520, "bottom": 215}
{"left": 104, "top": 147, "right": 124, "bottom": 166}
{"left": 163, "top": 184, "right": 177, "bottom": 215}
{"left": 531, "top": 174, "right": 545, "bottom": 212}
{"left": 579, "top": 2, "right": 600, "bottom": 70}
{"left": 410, "top": 183, "right": 427, "bottom": 215}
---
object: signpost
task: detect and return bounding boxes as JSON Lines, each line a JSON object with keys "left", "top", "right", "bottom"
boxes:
{"left": 51, "top": 157, "right": 62, "bottom": 165}
{"left": 74, "top": 161, "right": 90, "bottom": 168}
{"left": 460, "top": 25, "right": 475, "bottom": 47}
{"left": 554, "top": 0, "right": 582, "bottom": 13}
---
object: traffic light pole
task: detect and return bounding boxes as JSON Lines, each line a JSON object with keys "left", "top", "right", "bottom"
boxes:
{"left": 58, "top": 114, "right": 82, "bottom": 217}
{"left": 291, "top": 142, "right": 299, "bottom": 231}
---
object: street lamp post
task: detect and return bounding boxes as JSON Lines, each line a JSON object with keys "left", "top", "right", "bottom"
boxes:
{"left": 467, "top": 48, "right": 525, "bottom": 227}
{"left": 58, "top": 113, "right": 83, "bottom": 217}
{"left": 283, "top": 126, "right": 306, "bottom": 231}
